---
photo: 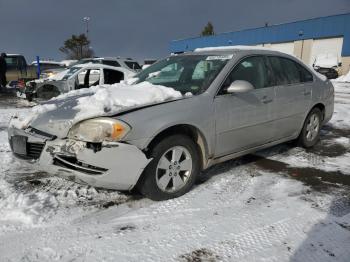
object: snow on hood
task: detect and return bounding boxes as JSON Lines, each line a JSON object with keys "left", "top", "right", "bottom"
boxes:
{"left": 72, "top": 82, "right": 182, "bottom": 122}
{"left": 9, "top": 104, "right": 57, "bottom": 129}
{"left": 9, "top": 82, "right": 183, "bottom": 131}
{"left": 314, "top": 54, "right": 339, "bottom": 69}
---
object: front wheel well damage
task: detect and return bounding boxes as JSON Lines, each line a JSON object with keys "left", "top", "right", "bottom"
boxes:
{"left": 312, "top": 103, "right": 325, "bottom": 121}
{"left": 145, "top": 124, "right": 208, "bottom": 170}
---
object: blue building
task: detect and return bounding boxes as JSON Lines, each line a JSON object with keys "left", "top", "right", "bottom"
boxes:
{"left": 170, "top": 13, "right": 350, "bottom": 74}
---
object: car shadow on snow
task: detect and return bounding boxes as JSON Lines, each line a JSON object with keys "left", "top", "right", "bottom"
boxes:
{"left": 289, "top": 197, "right": 350, "bottom": 261}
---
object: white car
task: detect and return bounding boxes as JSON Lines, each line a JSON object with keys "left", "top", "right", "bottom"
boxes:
{"left": 25, "top": 63, "right": 135, "bottom": 101}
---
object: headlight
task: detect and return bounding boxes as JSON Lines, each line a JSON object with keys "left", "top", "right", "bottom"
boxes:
{"left": 68, "top": 118, "right": 131, "bottom": 142}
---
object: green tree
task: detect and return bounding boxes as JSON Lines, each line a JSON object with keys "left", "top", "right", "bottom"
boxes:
{"left": 59, "top": 34, "right": 94, "bottom": 60}
{"left": 201, "top": 22, "right": 215, "bottom": 36}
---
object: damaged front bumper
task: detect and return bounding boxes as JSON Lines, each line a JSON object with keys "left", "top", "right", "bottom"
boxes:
{"left": 8, "top": 127, "right": 151, "bottom": 191}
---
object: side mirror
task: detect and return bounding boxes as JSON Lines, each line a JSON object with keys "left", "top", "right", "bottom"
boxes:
{"left": 227, "top": 80, "right": 254, "bottom": 94}
{"left": 338, "top": 62, "right": 342, "bottom": 67}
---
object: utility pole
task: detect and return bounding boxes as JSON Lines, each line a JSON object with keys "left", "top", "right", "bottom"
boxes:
{"left": 83, "top": 16, "right": 90, "bottom": 38}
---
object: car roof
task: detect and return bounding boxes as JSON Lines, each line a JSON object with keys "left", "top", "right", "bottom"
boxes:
{"left": 191, "top": 45, "right": 287, "bottom": 56}
{"left": 92, "top": 57, "right": 138, "bottom": 62}
{"left": 71, "top": 63, "right": 134, "bottom": 72}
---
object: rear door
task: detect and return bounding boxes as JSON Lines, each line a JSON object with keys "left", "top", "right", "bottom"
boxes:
{"left": 268, "top": 56, "right": 313, "bottom": 139}
{"left": 214, "top": 56, "right": 276, "bottom": 157}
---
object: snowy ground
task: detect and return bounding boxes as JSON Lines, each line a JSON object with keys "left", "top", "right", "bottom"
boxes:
{"left": 0, "top": 83, "right": 350, "bottom": 262}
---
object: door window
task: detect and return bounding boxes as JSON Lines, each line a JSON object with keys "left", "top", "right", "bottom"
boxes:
{"left": 268, "top": 57, "right": 289, "bottom": 85}
{"left": 268, "top": 56, "right": 314, "bottom": 85}
{"left": 77, "top": 69, "right": 100, "bottom": 88}
{"left": 279, "top": 58, "right": 301, "bottom": 84}
{"left": 296, "top": 64, "right": 314, "bottom": 83}
{"left": 220, "top": 56, "right": 270, "bottom": 94}
{"left": 103, "top": 69, "right": 124, "bottom": 84}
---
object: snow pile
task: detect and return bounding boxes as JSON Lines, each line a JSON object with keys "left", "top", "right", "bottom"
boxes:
{"left": 73, "top": 82, "right": 182, "bottom": 121}
{"left": 0, "top": 180, "right": 58, "bottom": 225}
{"left": 9, "top": 104, "right": 57, "bottom": 129}
{"left": 335, "top": 70, "right": 350, "bottom": 83}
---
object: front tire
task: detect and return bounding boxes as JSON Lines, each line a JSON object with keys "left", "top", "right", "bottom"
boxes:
{"left": 137, "top": 135, "right": 200, "bottom": 201}
{"left": 298, "top": 108, "right": 322, "bottom": 148}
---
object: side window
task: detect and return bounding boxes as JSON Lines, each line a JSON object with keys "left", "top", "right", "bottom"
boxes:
{"left": 104, "top": 69, "right": 124, "bottom": 84}
{"left": 5, "top": 57, "right": 18, "bottom": 70}
{"left": 268, "top": 57, "right": 289, "bottom": 85}
{"left": 221, "top": 56, "right": 269, "bottom": 93}
{"left": 103, "top": 60, "right": 121, "bottom": 67}
{"left": 297, "top": 64, "right": 313, "bottom": 83}
{"left": 125, "top": 61, "right": 142, "bottom": 70}
{"left": 77, "top": 69, "right": 100, "bottom": 88}
{"left": 279, "top": 58, "right": 301, "bottom": 84}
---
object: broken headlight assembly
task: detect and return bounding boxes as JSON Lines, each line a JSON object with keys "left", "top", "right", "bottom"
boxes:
{"left": 68, "top": 118, "right": 131, "bottom": 142}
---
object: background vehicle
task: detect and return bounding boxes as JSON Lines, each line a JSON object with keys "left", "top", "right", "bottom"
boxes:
{"left": 39, "top": 57, "right": 142, "bottom": 80}
{"left": 31, "top": 60, "right": 65, "bottom": 71}
{"left": 25, "top": 63, "right": 135, "bottom": 101}
{"left": 9, "top": 47, "right": 334, "bottom": 200}
{"left": 142, "top": 59, "right": 157, "bottom": 70}
{"left": 313, "top": 53, "right": 342, "bottom": 79}
{"left": 5, "top": 54, "right": 37, "bottom": 86}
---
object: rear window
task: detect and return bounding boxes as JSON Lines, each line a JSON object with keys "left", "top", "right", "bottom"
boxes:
{"left": 102, "top": 60, "right": 121, "bottom": 67}
{"left": 125, "top": 61, "right": 141, "bottom": 70}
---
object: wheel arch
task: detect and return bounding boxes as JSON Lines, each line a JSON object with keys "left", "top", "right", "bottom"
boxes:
{"left": 311, "top": 102, "right": 325, "bottom": 122}
{"left": 145, "top": 124, "right": 209, "bottom": 170}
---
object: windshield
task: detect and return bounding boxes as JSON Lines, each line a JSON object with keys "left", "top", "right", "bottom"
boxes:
{"left": 62, "top": 66, "right": 81, "bottom": 80}
{"left": 135, "top": 55, "right": 230, "bottom": 95}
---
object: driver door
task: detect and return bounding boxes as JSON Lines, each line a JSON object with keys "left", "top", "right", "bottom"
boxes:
{"left": 214, "top": 56, "right": 276, "bottom": 157}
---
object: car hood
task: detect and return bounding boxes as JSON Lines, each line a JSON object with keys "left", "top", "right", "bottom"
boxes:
{"left": 27, "top": 84, "right": 184, "bottom": 138}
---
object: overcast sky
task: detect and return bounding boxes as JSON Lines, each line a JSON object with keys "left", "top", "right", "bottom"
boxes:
{"left": 0, "top": 0, "right": 349, "bottom": 62}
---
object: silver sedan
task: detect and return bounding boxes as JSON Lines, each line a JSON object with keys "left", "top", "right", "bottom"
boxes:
{"left": 8, "top": 47, "right": 334, "bottom": 200}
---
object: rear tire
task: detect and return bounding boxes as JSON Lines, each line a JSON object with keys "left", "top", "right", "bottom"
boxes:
{"left": 137, "top": 135, "right": 200, "bottom": 201}
{"left": 298, "top": 108, "right": 322, "bottom": 148}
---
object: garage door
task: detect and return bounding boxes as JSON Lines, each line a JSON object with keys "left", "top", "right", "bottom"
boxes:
{"left": 269, "top": 42, "right": 295, "bottom": 56}
{"left": 309, "top": 37, "right": 343, "bottom": 65}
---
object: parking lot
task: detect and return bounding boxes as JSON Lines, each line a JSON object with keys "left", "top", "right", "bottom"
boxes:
{"left": 0, "top": 80, "right": 348, "bottom": 261}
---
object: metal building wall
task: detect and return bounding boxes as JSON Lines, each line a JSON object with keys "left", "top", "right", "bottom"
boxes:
{"left": 170, "top": 13, "right": 350, "bottom": 56}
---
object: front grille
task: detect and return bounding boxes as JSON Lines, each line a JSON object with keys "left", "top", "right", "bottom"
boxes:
{"left": 26, "top": 127, "right": 56, "bottom": 140}
{"left": 53, "top": 155, "right": 108, "bottom": 175}
{"left": 27, "top": 142, "right": 45, "bottom": 159}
